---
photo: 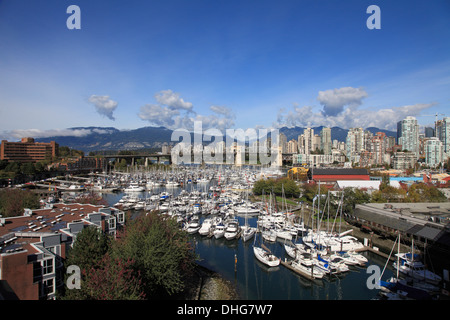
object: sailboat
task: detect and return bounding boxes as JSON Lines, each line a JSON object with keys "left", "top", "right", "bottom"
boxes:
{"left": 241, "top": 191, "right": 256, "bottom": 242}
{"left": 378, "top": 233, "right": 435, "bottom": 300}
{"left": 253, "top": 237, "right": 280, "bottom": 267}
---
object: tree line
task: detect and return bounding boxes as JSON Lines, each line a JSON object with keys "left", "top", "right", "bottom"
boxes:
{"left": 252, "top": 178, "right": 448, "bottom": 218}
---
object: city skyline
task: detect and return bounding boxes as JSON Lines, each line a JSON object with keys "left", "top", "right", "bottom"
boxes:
{"left": 1, "top": 0, "right": 449, "bottom": 140}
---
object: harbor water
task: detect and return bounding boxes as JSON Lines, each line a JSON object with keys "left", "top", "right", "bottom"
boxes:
{"left": 100, "top": 183, "right": 396, "bottom": 300}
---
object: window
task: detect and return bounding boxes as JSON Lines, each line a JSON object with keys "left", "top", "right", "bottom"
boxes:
{"left": 43, "top": 258, "right": 54, "bottom": 275}
{"left": 117, "top": 212, "right": 125, "bottom": 224}
{"left": 108, "top": 218, "right": 116, "bottom": 230}
{"left": 33, "top": 262, "right": 41, "bottom": 280}
{"left": 43, "top": 278, "right": 54, "bottom": 296}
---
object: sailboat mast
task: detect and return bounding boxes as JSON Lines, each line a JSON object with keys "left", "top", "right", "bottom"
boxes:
{"left": 397, "top": 231, "right": 400, "bottom": 280}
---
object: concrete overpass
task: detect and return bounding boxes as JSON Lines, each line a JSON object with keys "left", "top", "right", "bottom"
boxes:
{"left": 86, "top": 153, "right": 172, "bottom": 166}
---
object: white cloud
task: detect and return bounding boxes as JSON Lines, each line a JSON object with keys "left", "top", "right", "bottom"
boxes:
{"left": 2, "top": 128, "right": 103, "bottom": 140}
{"left": 274, "top": 102, "right": 435, "bottom": 131}
{"left": 209, "top": 105, "right": 233, "bottom": 117}
{"left": 317, "top": 87, "right": 368, "bottom": 116}
{"left": 88, "top": 95, "right": 118, "bottom": 120}
{"left": 154, "top": 90, "right": 193, "bottom": 111}
{"left": 138, "top": 90, "right": 236, "bottom": 132}
{"left": 273, "top": 86, "right": 435, "bottom": 130}
{"left": 138, "top": 104, "right": 180, "bottom": 128}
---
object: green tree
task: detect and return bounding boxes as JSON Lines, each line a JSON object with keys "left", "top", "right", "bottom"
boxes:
{"left": 252, "top": 179, "right": 275, "bottom": 196}
{"left": 4, "top": 162, "right": 21, "bottom": 174}
{"left": 62, "top": 226, "right": 111, "bottom": 299}
{"left": 65, "top": 226, "right": 110, "bottom": 273}
{"left": 21, "top": 162, "right": 36, "bottom": 175}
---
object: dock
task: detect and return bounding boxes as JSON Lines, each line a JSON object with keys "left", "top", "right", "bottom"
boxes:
{"left": 354, "top": 245, "right": 396, "bottom": 261}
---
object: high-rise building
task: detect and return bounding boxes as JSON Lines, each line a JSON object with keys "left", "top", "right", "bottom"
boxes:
{"left": 424, "top": 127, "right": 435, "bottom": 138}
{"left": 321, "top": 127, "right": 332, "bottom": 155}
{"left": 425, "top": 137, "right": 444, "bottom": 168}
{"left": 369, "top": 132, "right": 387, "bottom": 165}
{"left": 287, "top": 139, "right": 298, "bottom": 153}
{"left": 436, "top": 117, "right": 450, "bottom": 158}
{"left": 397, "top": 116, "right": 419, "bottom": 158}
{"left": 279, "top": 133, "right": 287, "bottom": 153}
{"left": 346, "top": 127, "right": 364, "bottom": 158}
{"left": 298, "top": 128, "right": 314, "bottom": 155}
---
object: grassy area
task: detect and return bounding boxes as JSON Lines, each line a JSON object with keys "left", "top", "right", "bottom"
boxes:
{"left": 251, "top": 194, "right": 300, "bottom": 206}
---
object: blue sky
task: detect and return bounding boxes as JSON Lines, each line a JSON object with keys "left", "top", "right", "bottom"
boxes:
{"left": 0, "top": 0, "right": 449, "bottom": 139}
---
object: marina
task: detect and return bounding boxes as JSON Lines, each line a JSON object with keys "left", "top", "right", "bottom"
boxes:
{"left": 28, "top": 166, "right": 448, "bottom": 300}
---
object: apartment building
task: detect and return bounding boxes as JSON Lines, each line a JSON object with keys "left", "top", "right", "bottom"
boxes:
{"left": 0, "top": 203, "right": 125, "bottom": 300}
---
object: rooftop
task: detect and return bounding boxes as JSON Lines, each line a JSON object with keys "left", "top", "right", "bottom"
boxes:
{"left": 0, "top": 202, "right": 122, "bottom": 254}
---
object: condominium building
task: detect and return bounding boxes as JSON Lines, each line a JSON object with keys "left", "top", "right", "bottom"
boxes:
{"left": 286, "top": 139, "right": 298, "bottom": 154}
{"left": 436, "top": 117, "right": 450, "bottom": 157}
{"left": 397, "top": 116, "right": 419, "bottom": 158}
{"left": 346, "top": 127, "right": 364, "bottom": 159}
{"left": 320, "top": 127, "right": 332, "bottom": 155}
{"left": 298, "top": 128, "right": 314, "bottom": 155}
{"left": 0, "top": 203, "right": 125, "bottom": 300}
{"left": 369, "top": 132, "right": 387, "bottom": 165}
{"left": 1, "top": 138, "right": 58, "bottom": 163}
{"left": 425, "top": 137, "right": 444, "bottom": 168}
{"left": 391, "top": 151, "right": 416, "bottom": 170}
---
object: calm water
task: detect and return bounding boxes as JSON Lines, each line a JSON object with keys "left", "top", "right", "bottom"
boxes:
{"left": 101, "top": 187, "right": 395, "bottom": 300}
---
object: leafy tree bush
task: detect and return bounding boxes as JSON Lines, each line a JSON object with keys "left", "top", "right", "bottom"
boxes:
{"left": 109, "top": 212, "right": 196, "bottom": 298}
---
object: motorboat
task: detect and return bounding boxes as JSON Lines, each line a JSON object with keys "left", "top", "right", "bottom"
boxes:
{"left": 124, "top": 183, "right": 145, "bottom": 192}
{"left": 199, "top": 217, "right": 214, "bottom": 236}
{"left": 224, "top": 219, "right": 240, "bottom": 240}
{"left": 393, "top": 253, "right": 442, "bottom": 285}
{"left": 185, "top": 216, "right": 201, "bottom": 234}
{"left": 213, "top": 223, "right": 225, "bottom": 239}
{"left": 290, "top": 257, "right": 326, "bottom": 279}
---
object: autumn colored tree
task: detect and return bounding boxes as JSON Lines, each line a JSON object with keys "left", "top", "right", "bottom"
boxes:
{"left": 0, "top": 188, "right": 40, "bottom": 217}
{"left": 405, "top": 183, "right": 447, "bottom": 202}
{"left": 76, "top": 191, "right": 109, "bottom": 206}
{"left": 80, "top": 255, "right": 145, "bottom": 300}
{"left": 371, "top": 185, "right": 407, "bottom": 203}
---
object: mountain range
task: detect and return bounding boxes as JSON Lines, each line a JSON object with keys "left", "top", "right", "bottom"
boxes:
{"left": 36, "top": 125, "right": 397, "bottom": 153}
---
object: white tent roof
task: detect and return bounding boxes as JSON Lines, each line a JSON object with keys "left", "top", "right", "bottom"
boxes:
{"left": 334, "top": 180, "right": 401, "bottom": 190}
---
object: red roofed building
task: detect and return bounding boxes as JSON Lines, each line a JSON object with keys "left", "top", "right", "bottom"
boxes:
{"left": 307, "top": 168, "right": 370, "bottom": 186}
{"left": 0, "top": 203, "right": 125, "bottom": 300}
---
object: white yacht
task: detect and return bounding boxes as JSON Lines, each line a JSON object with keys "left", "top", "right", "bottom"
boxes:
{"left": 213, "top": 223, "right": 225, "bottom": 239}
{"left": 199, "top": 218, "right": 214, "bottom": 236}
{"left": 124, "top": 183, "right": 145, "bottom": 192}
{"left": 224, "top": 219, "right": 240, "bottom": 240}
{"left": 393, "top": 253, "right": 442, "bottom": 285}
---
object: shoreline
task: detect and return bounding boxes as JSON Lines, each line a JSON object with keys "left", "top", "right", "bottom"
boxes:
{"left": 181, "top": 264, "right": 240, "bottom": 300}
